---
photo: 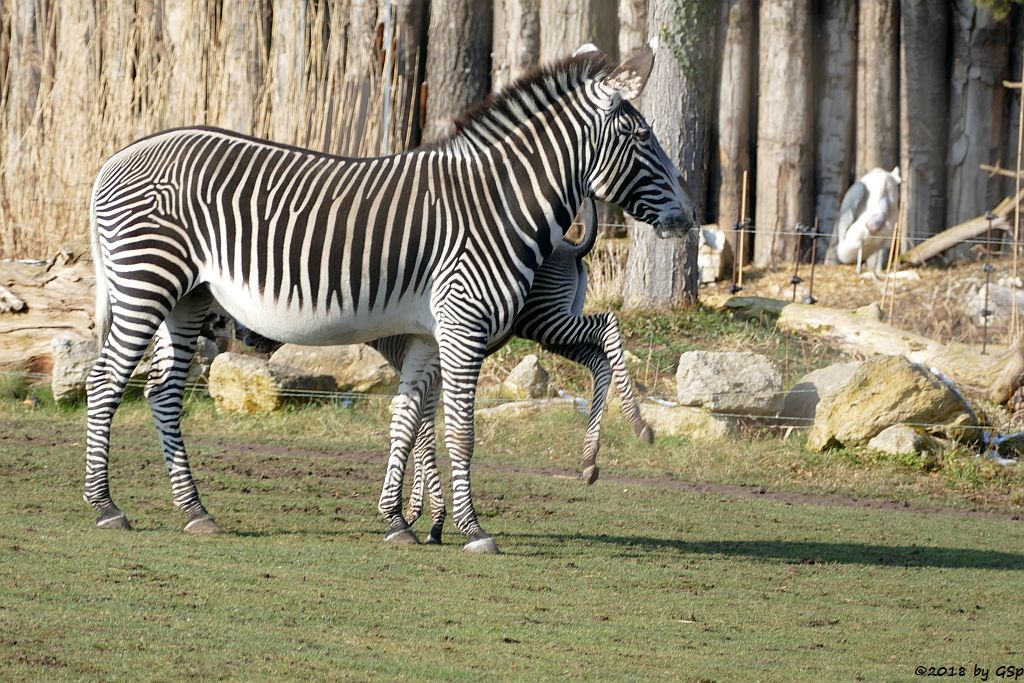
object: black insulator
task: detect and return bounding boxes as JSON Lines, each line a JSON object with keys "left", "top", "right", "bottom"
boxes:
{"left": 981, "top": 308, "right": 993, "bottom": 317}
{"left": 985, "top": 211, "right": 998, "bottom": 221}
{"left": 790, "top": 275, "right": 803, "bottom": 285}
{"left": 983, "top": 263, "right": 995, "bottom": 273}
{"left": 803, "top": 295, "right": 817, "bottom": 305}
{"left": 729, "top": 283, "right": 743, "bottom": 294}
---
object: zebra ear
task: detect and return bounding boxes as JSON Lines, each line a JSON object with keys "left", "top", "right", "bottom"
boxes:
{"left": 602, "top": 45, "right": 654, "bottom": 100}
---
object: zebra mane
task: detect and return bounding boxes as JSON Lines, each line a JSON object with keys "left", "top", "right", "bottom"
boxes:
{"left": 433, "top": 52, "right": 613, "bottom": 149}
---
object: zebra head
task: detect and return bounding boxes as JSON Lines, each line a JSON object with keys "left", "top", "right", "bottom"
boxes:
{"left": 586, "top": 47, "right": 698, "bottom": 238}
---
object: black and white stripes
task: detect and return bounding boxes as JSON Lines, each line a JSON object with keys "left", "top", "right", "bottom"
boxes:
{"left": 84, "top": 47, "right": 693, "bottom": 552}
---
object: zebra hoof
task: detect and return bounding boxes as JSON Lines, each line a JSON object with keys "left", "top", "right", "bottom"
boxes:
{"left": 184, "top": 514, "right": 224, "bottom": 534}
{"left": 638, "top": 424, "right": 655, "bottom": 445}
{"left": 463, "top": 535, "right": 500, "bottom": 554}
{"left": 384, "top": 526, "right": 421, "bottom": 545}
{"left": 425, "top": 526, "right": 443, "bottom": 545}
{"left": 581, "top": 464, "right": 600, "bottom": 485}
{"left": 96, "top": 508, "right": 132, "bottom": 531}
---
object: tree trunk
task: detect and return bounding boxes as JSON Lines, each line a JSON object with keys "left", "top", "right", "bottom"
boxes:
{"left": 856, "top": 0, "right": 899, "bottom": 176}
{"left": 382, "top": 0, "right": 427, "bottom": 152}
{"left": 269, "top": 1, "right": 307, "bottom": 145}
{"left": 946, "top": 0, "right": 1010, "bottom": 229}
{"left": 900, "top": 0, "right": 950, "bottom": 245}
{"left": 421, "top": 0, "right": 492, "bottom": 144}
{"left": 617, "top": 0, "right": 646, "bottom": 60}
{"left": 212, "top": 0, "right": 268, "bottom": 135}
{"left": 6, "top": 0, "right": 43, "bottom": 157}
{"left": 1002, "top": 6, "right": 1023, "bottom": 204}
{"left": 539, "top": 0, "right": 617, "bottom": 63}
{"left": 492, "top": 0, "right": 539, "bottom": 92}
{"left": 714, "top": 0, "right": 754, "bottom": 262}
{"left": 623, "top": 0, "right": 716, "bottom": 309}
{"left": 162, "top": 0, "right": 213, "bottom": 128}
{"left": 813, "top": 0, "right": 856, "bottom": 260}
{"left": 753, "top": 0, "right": 812, "bottom": 267}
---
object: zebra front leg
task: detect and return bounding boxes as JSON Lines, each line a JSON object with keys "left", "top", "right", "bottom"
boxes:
{"left": 405, "top": 384, "right": 447, "bottom": 544}
{"left": 378, "top": 338, "right": 439, "bottom": 544}
{"left": 146, "top": 290, "right": 221, "bottom": 534}
{"left": 438, "top": 329, "right": 497, "bottom": 554}
{"left": 85, "top": 310, "right": 164, "bottom": 530}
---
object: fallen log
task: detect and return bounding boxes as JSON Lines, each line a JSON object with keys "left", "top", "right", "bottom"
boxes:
{"left": 724, "top": 296, "right": 1023, "bottom": 404}
{"left": 901, "top": 187, "right": 1023, "bottom": 265}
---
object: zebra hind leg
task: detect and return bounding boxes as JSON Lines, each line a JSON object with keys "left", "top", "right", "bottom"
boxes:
{"left": 378, "top": 338, "right": 439, "bottom": 545}
{"left": 145, "top": 288, "right": 222, "bottom": 534}
{"left": 85, "top": 306, "right": 166, "bottom": 530}
{"left": 598, "top": 313, "right": 654, "bottom": 445}
{"left": 546, "top": 343, "right": 611, "bottom": 485}
{"left": 405, "top": 384, "right": 446, "bottom": 544}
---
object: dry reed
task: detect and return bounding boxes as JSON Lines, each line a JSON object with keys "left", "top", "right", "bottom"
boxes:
{"left": 0, "top": 0, "right": 424, "bottom": 260}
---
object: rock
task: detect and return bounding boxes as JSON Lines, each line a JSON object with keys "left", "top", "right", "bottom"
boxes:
{"left": 477, "top": 398, "right": 577, "bottom": 418}
{"left": 781, "top": 361, "right": 863, "bottom": 424}
{"left": 269, "top": 344, "right": 398, "bottom": 394}
{"left": 867, "top": 424, "right": 935, "bottom": 456}
{"left": 501, "top": 354, "right": 550, "bottom": 399}
{"left": 967, "top": 283, "right": 1024, "bottom": 325}
{"left": 208, "top": 352, "right": 337, "bottom": 413}
{"left": 675, "top": 351, "right": 783, "bottom": 416}
{"left": 807, "top": 355, "right": 979, "bottom": 451}
{"left": 50, "top": 335, "right": 97, "bottom": 404}
{"left": 641, "top": 402, "right": 737, "bottom": 440}
{"left": 51, "top": 334, "right": 222, "bottom": 405}
{"left": 697, "top": 225, "right": 733, "bottom": 284}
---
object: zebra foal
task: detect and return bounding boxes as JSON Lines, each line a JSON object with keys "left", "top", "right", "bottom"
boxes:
{"left": 85, "top": 46, "right": 694, "bottom": 553}
{"left": 374, "top": 196, "right": 654, "bottom": 544}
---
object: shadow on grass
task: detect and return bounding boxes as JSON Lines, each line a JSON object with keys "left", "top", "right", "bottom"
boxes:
{"left": 506, "top": 533, "right": 1024, "bottom": 570}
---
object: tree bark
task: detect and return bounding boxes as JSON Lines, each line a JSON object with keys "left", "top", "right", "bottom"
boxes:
{"left": 856, "top": 0, "right": 899, "bottom": 176}
{"left": 1005, "top": 7, "right": 1024, "bottom": 203}
{"left": 212, "top": 0, "right": 268, "bottom": 135}
{"left": 492, "top": 0, "right": 539, "bottom": 92}
{"left": 162, "top": 0, "right": 213, "bottom": 128}
{"left": 421, "top": 0, "right": 492, "bottom": 144}
{"left": 617, "top": 0, "right": 647, "bottom": 60}
{"left": 813, "top": 0, "right": 856, "bottom": 260}
{"left": 6, "top": 0, "right": 43, "bottom": 157}
{"left": 381, "top": 0, "right": 427, "bottom": 152}
{"left": 623, "top": 0, "right": 716, "bottom": 309}
{"left": 714, "top": 0, "right": 754, "bottom": 262}
{"left": 900, "top": 0, "right": 950, "bottom": 244}
{"left": 753, "top": 0, "right": 812, "bottom": 267}
{"left": 269, "top": 1, "right": 307, "bottom": 144}
{"left": 946, "top": 0, "right": 1010, "bottom": 228}
{"left": 539, "top": 0, "right": 617, "bottom": 63}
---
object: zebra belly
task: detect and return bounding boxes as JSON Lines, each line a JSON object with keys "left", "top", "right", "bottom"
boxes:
{"left": 205, "top": 278, "right": 434, "bottom": 346}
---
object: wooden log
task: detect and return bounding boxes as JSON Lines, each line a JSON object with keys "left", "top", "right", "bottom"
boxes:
{"left": 901, "top": 187, "right": 1023, "bottom": 265}
{"left": 724, "top": 295, "right": 1023, "bottom": 404}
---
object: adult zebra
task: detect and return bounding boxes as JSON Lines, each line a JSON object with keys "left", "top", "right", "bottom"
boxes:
{"left": 374, "top": 196, "right": 654, "bottom": 545}
{"left": 85, "top": 46, "right": 695, "bottom": 553}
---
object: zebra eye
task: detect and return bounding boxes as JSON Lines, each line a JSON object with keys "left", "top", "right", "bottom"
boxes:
{"left": 635, "top": 127, "right": 650, "bottom": 142}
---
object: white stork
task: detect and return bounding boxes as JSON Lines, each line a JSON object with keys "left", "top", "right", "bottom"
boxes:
{"left": 832, "top": 167, "right": 902, "bottom": 272}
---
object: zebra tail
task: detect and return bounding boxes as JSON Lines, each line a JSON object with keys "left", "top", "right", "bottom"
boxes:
{"left": 89, "top": 187, "right": 111, "bottom": 346}
{"left": 563, "top": 196, "right": 599, "bottom": 258}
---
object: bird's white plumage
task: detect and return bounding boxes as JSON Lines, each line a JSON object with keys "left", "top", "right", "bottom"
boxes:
{"left": 834, "top": 167, "right": 901, "bottom": 271}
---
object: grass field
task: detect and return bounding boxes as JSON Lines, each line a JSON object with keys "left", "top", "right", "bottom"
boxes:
{"left": 2, "top": 395, "right": 1023, "bottom": 681}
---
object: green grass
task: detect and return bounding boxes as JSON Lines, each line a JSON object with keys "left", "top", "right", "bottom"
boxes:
{"left": 2, "top": 397, "right": 1023, "bottom": 681}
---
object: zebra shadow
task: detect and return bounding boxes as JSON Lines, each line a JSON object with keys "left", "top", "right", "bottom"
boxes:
{"left": 502, "top": 532, "right": 1024, "bottom": 570}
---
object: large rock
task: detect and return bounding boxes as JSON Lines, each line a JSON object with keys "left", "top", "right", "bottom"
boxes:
{"left": 50, "top": 335, "right": 98, "bottom": 404}
{"left": 867, "top": 424, "right": 936, "bottom": 456}
{"left": 50, "top": 334, "right": 221, "bottom": 405}
{"left": 781, "top": 361, "right": 863, "bottom": 424}
{"left": 807, "top": 355, "right": 979, "bottom": 451}
{"left": 208, "top": 352, "right": 337, "bottom": 413}
{"left": 269, "top": 344, "right": 398, "bottom": 394}
{"left": 641, "top": 402, "right": 737, "bottom": 440}
{"left": 675, "top": 351, "right": 783, "bottom": 416}
{"left": 501, "top": 354, "right": 550, "bottom": 399}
